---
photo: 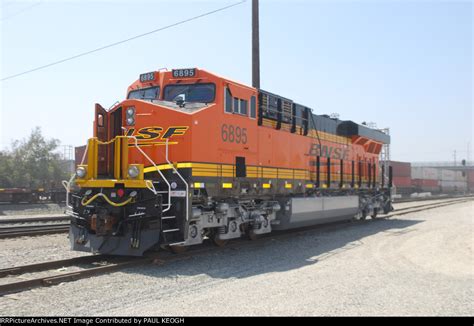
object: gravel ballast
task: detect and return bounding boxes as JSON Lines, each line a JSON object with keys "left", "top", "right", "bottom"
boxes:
{"left": 0, "top": 203, "right": 65, "bottom": 216}
{"left": 0, "top": 201, "right": 472, "bottom": 316}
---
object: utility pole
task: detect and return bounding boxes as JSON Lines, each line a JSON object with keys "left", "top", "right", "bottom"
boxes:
{"left": 453, "top": 150, "right": 457, "bottom": 166}
{"left": 468, "top": 142, "right": 471, "bottom": 165}
{"left": 252, "top": 0, "right": 260, "bottom": 89}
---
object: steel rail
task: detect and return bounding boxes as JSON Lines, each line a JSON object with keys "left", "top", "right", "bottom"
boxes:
{"left": 389, "top": 198, "right": 471, "bottom": 214}
{"left": 0, "top": 224, "right": 70, "bottom": 239}
{"left": 0, "top": 216, "right": 69, "bottom": 224}
{"left": 0, "top": 256, "right": 151, "bottom": 296}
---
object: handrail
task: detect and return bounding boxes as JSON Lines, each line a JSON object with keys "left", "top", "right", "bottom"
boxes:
{"left": 62, "top": 141, "right": 90, "bottom": 212}
{"left": 63, "top": 135, "right": 190, "bottom": 216}
{"left": 128, "top": 136, "right": 172, "bottom": 212}
{"left": 164, "top": 139, "right": 190, "bottom": 221}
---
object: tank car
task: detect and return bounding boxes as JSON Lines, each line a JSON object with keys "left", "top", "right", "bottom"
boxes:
{"left": 66, "top": 68, "right": 392, "bottom": 256}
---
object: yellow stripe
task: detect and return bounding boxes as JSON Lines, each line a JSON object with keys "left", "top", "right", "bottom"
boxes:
{"left": 143, "top": 163, "right": 192, "bottom": 173}
{"left": 129, "top": 141, "right": 178, "bottom": 147}
{"left": 144, "top": 162, "right": 364, "bottom": 182}
{"left": 76, "top": 179, "right": 149, "bottom": 188}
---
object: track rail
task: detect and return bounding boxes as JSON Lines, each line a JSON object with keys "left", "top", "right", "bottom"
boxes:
{"left": 393, "top": 194, "right": 473, "bottom": 203}
{"left": 0, "top": 215, "right": 69, "bottom": 224}
{"left": 0, "top": 255, "right": 150, "bottom": 296}
{"left": 386, "top": 197, "right": 472, "bottom": 217}
{"left": 0, "top": 224, "right": 70, "bottom": 239}
{"left": 0, "top": 197, "right": 471, "bottom": 240}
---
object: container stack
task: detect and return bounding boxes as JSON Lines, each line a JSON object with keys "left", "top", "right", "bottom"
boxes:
{"left": 439, "top": 169, "right": 467, "bottom": 192}
{"left": 389, "top": 161, "right": 412, "bottom": 194}
{"left": 411, "top": 167, "right": 440, "bottom": 193}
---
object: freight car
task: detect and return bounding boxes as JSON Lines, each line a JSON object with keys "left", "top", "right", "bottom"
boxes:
{"left": 66, "top": 68, "right": 393, "bottom": 256}
{"left": 389, "top": 162, "right": 471, "bottom": 196}
{"left": 0, "top": 188, "right": 41, "bottom": 203}
{"left": 410, "top": 167, "right": 468, "bottom": 194}
{"left": 0, "top": 187, "right": 66, "bottom": 204}
{"left": 389, "top": 160, "right": 413, "bottom": 195}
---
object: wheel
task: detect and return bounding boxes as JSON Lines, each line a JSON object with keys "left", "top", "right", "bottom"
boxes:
{"left": 169, "top": 245, "right": 187, "bottom": 254}
{"left": 248, "top": 229, "right": 259, "bottom": 241}
{"left": 212, "top": 235, "right": 228, "bottom": 247}
{"left": 371, "top": 208, "right": 378, "bottom": 219}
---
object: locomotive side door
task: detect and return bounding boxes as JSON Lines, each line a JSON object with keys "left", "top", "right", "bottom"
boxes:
{"left": 94, "top": 104, "right": 109, "bottom": 175}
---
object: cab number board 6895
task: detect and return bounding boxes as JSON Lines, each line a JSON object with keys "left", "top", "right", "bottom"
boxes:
{"left": 172, "top": 68, "right": 196, "bottom": 78}
{"left": 221, "top": 124, "right": 247, "bottom": 144}
{"left": 140, "top": 72, "right": 155, "bottom": 82}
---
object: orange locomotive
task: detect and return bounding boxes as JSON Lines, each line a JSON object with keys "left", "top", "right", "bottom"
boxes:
{"left": 68, "top": 68, "right": 392, "bottom": 256}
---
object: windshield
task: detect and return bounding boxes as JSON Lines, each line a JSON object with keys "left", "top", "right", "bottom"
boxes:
{"left": 163, "top": 83, "right": 215, "bottom": 103}
{"left": 127, "top": 86, "right": 160, "bottom": 100}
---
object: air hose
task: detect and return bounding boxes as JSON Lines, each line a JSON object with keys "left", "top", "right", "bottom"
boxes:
{"left": 81, "top": 192, "right": 133, "bottom": 207}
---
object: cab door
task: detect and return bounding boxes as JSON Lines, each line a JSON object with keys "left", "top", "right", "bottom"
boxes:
{"left": 94, "top": 104, "right": 109, "bottom": 175}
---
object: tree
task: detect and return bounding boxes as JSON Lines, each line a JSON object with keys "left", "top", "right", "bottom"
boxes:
{"left": 0, "top": 127, "right": 68, "bottom": 188}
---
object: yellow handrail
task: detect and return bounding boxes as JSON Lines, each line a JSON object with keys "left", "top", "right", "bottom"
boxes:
{"left": 85, "top": 136, "right": 131, "bottom": 180}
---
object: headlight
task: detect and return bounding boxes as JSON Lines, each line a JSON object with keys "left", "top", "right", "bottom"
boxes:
{"left": 128, "top": 165, "right": 139, "bottom": 178}
{"left": 76, "top": 166, "right": 87, "bottom": 178}
{"left": 126, "top": 117, "right": 135, "bottom": 126}
{"left": 126, "top": 107, "right": 135, "bottom": 117}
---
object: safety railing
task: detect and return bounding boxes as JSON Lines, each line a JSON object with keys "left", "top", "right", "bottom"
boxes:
{"left": 63, "top": 135, "right": 189, "bottom": 219}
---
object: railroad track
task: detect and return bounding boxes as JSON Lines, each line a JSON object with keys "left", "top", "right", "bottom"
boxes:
{"left": 393, "top": 194, "right": 473, "bottom": 203}
{"left": 0, "top": 215, "right": 70, "bottom": 239}
{"left": 0, "top": 255, "right": 150, "bottom": 296}
{"left": 0, "top": 196, "right": 471, "bottom": 240}
{"left": 0, "top": 195, "right": 472, "bottom": 297}
{"left": 0, "top": 223, "right": 70, "bottom": 239}
{"left": 388, "top": 197, "right": 473, "bottom": 217}
{"left": 0, "top": 215, "right": 69, "bottom": 224}
{"left": 0, "top": 201, "right": 65, "bottom": 205}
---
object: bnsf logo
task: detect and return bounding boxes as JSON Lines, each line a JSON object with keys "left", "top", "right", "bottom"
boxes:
{"left": 126, "top": 126, "right": 188, "bottom": 140}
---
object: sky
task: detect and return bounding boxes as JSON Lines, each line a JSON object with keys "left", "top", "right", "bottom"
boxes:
{"left": 0, "top": 0, "right": 472, "bottom": 163}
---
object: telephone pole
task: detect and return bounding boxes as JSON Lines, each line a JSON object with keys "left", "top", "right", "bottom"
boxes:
{"left": 468, "top": 142, "right": 471, "bottom": 165}
{"left": 252, "top": 0, "right": 260, "bottom": 89}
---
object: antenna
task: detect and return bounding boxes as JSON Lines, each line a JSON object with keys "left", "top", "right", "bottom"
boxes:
{"left": 367, "top": 122, "right": 377, "bottom": 129}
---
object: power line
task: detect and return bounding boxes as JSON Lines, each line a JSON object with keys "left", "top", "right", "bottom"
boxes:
{"left": 1, "top": 0, "right": 247, "bottom": 82}
{"left": 1, "top": 2, "right": 42, "bottom": 22}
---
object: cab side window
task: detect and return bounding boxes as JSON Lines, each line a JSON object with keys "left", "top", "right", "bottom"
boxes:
{"left": 224, "top": 85, "right": 254, "bottom": 119}
{"left": 240, "top": 99, "right": 248, "bottom": 115}
{"left": 250, "top": 96, "right": 256, "bottom": 119}
{"left": 225, "top": 87, "right": 232, "bottom": 113}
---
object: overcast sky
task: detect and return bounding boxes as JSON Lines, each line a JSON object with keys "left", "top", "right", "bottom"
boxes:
{"left": 1, "top": 0, "right": 472, "bottom": 162}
